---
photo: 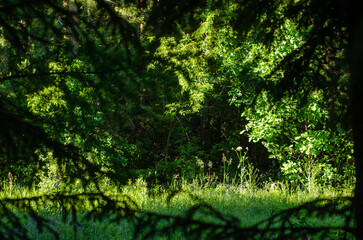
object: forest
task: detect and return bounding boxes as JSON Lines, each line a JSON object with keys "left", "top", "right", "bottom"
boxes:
{"left": 0, "top": 0, "right": 362, "bottom": 239}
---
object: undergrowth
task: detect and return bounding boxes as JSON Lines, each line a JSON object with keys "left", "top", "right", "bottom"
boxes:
{"left": 0, "top": 173, "right": 354, "bottom": 239}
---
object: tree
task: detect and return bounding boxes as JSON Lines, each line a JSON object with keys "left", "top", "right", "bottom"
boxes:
{"left": 0, "top": 0, "right": 361, "bottom": 239}
{"left": 231, "top": 0, "right": 362, "bottom": 235}
{"left": 0, "top": 2, "right": 149, "bottom": 238}
{"left": 347, "top": 0, "right": 363, "bottom": 238}
{"left": 149, "top": 0, "right": 361, "bottom": 236}
{"left": 151, "top": 0, "right": 354, "bottom": 191}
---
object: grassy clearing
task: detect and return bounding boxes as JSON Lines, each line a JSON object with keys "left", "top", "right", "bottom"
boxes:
{"left": 0, "top": 178, "right": 354, "bottom": 239}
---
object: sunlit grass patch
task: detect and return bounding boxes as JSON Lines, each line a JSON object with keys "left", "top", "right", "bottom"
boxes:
{"left": 0, "top": 177, "right": 354, "bottom": 239}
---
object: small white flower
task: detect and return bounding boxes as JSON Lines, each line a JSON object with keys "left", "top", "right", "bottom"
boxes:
{"left": 236, "top": 146, "right": 243, "bottom": 152}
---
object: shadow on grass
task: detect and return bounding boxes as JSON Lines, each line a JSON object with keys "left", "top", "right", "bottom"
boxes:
{"left": 134, "top": 191, "right": 355, "bottom": 239}
{"left": 0, "top": 190, "right": 355, "bottom": 240}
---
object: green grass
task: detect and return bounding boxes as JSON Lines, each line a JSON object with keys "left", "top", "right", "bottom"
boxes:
{"left": 0, "top": 178, "right": 354, "bottom": 239}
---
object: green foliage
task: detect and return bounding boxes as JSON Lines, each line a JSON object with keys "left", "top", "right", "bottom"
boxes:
{"left": 0, "top": 0, "right": 355, "bottom": 186}
{"left": 152, "top": 8, "right": 231, "bottom": 115}
{"left": 0, "top": 0, "right": 358, "bottom": 239}
{"left": 242, "top": 89, "right": 354, "bottom": 187}
{"left": 150, "top": 1, "right": 354, "bottom": 190}
{"left": 235, "top": 147, "right": 260, "bottom": 191}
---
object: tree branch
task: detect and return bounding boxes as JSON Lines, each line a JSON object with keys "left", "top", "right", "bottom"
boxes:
{"left": 0, "top": 69, "right": 125, "bottom": 82}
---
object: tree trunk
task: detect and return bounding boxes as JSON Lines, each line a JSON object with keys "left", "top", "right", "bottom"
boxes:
{"left": 348, "top": 0, "right": 363, "bottom": 238}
